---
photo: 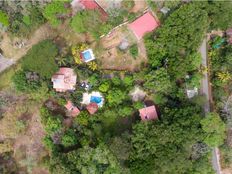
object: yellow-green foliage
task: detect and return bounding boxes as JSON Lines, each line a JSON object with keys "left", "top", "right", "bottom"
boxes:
{"left": 87, "top": 61, "right": 98, "bottom": 71}
{"left": 0, "top": 140, "right": 13, "bottom": 153}
{"left": 0, "top": 10, "right": 9, "bottom": 27}
{"left": 71, "top": 44, "right": 88, "bottom": 65}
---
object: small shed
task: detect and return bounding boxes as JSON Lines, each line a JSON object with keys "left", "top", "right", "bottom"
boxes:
{"left": 65, "top": 100, "right": 80, "bottom": 117}
{"left": 139, "top": 105, "right": 158, "bottom": 121}
{"left": 160, "top": 7, "right": 170, "bottom": 15}
{"left": 186, "top": 87, "right": 198, "bottom": 99}
{"left": 86, "top": 102, "right": 98, "bottom": 115}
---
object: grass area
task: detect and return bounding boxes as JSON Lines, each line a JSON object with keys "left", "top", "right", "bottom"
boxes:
{"left": 0, "top": 64, "right": 20, "bottom": 90}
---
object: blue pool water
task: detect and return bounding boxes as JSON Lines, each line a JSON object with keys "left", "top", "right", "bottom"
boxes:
{"left": 90, "top": 96, "right": 102, "bottom": 104}
{"left": 82, "top": 51, "right": 92, "bottom": 61}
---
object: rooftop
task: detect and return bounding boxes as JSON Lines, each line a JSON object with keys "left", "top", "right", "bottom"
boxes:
{"left": 139, "top": 105, "right": 158, "bottom": 121}
{"left": 86, "top": 102, "right": 98, "bottom": 115}
{"left": 65, "top": 100, "right": 80, "bottom": 117}
{"left": 128, "top": 11, "right": 159, "bottom": 40}
{"left": 71, "top": 0, "right": 108, "bottom": 20}
{"left": 51, "top": 68, "right": 77, "bottom": 92}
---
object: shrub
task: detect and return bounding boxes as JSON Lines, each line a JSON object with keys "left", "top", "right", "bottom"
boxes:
{"left": 43, "top": 1, "right": 69, "bottom": 27}
{"left": 106, "top": 89, "right": 127, "bottom": 106}
{"left": 99, "top": 82, "right": 110, "bottom": 93}
{"left": 61, "top": 129, "right": 78, "bottom": 147}
{"left": 118, "top": 106, "right": 133, "bottom": 117}
{"left": 21, "top": 40, "right": 59, "bottom": 78}
{"left": 129, "top": 44, "right": 138, "bottom": 58}
{"left": 0, "top": 10, "right": 9, "bottom": 27}
{"left": 70, "top": 10, "right": 103, "bottom": 38}
{"left": 12, "top": 70, "right": 42, "bottom": 92}
{"left": 123, "top": 76, "right": 134, "bottom": 87}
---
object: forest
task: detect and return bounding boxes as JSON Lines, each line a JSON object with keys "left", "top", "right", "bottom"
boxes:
{"left": 0, "top": 0, "right": 232, "bottom": 174}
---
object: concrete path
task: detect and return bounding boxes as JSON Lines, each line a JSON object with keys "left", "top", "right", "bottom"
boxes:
{"left": 0, "top": 54, "right": 15, "bottom": 74}
{"left": 199, "top": 39, "right": 221, "bottom": 174}
{"left": 200, "top": 39, "right": 210, "bottom": 113}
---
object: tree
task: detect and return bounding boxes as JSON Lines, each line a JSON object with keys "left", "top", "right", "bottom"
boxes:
{"left": 70, "top": 10, "right": 103, "bottom": 38}
{"left": 61, "top": 129, "right": 78, "bottom": 147}
{"left": 206, "top": 1, "right": 232, "bottom": 30}
{"left": 201, "top": 112, "right": 226, "bottom": 147}
{"left": 118, "top": 106, "right": 133, "bottom": 117}
{"left": 123, "top": 76, "right": 134, "bottom": 87}
{"left": 21, "top": 40, "right": 59, "bottom": 78}
{"left": 12, "top": 70, "right": 42, "bottom": 92}
{"left": 99, "top": 82, "right": 110, "bottom": 93}
{"left": 144, "top": 68, "right": 171, "bottom": 93}
{"left": 130, "top": 104, "right": 209, "bottom": 174}
{"left": 106, "top": 89, "right": 127, "bottom": 106}
{"left": 48, "top": 144, "right": 122, "bottom": 174}
{"left": 145, "top": 3, "right": 208, "bottom": 79}
{"left": 43, "top": 1, "right": 69, "bottom": 27}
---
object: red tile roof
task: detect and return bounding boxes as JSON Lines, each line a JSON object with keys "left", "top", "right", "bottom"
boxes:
{"left": 65, "top": 100, "right": 80, "bottom": 117}
{"left": 86, "top": 102, "right": 98, "bottom": 115}
{"left": 128, "top": 12, "right": 159, "bottom": 40}
{"left": 73, "top": 0, "right": 108, "bottom": 20}
{"left": 139, "top": 105, "right": 158, "bottom": 121}
{"left": 51, "top": 68, "right": 77, "bottom": 92}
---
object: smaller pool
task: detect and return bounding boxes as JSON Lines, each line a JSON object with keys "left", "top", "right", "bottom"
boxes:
{"left": 82, "top": 50, "right": 92, "bottom": 61}
{"left": 90, "top": 96, "right": 102, "bottom": 104}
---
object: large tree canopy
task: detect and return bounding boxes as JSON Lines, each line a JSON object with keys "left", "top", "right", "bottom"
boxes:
{"left": 49, "top": 144, "right": 122, "bottom": 174}
{"left": 129, "top": 104, "right": 213, "bottom": 174}
{"left": 43, "top": 1, "right": 69, "bottom": 27}
{"left": 206, "top": 1, "right": 232, "bottom": 30}
{"left": 201, "top": 112, "right": 226, "bottom": 147}
{"left": 145, "top": 3, "right": 208, "bottom": 79}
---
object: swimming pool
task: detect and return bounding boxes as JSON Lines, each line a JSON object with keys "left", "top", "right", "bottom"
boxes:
{"left": 81, "top": 49, "right": 95, "bottom": 62}
{"left": 90, "top": 96, "right": 102, "bottom": 104}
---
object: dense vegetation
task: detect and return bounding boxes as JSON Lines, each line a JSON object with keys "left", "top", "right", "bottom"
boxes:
{"left": 1, "top": 1, "right": 231, "bottom": 173}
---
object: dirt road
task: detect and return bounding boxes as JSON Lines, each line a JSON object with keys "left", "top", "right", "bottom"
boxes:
{"left": 200, "top": 39, "right": 222, "bottom": 174}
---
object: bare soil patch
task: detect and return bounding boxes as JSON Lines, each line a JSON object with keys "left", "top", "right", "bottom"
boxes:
{"left": 98, "top": 26, "right": 147, "bottom": 71}
{"left": 0, "top": 23, "right": 55, "bottom": 60}
{"left": 0, "top": 90, "right": 48, "bottom": 173}
{"left": 131, "top": 0, "right": 147, "bottom": 13}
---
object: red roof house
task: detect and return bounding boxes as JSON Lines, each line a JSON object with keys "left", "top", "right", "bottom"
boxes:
{"left": 65, "top": 100, "right": 80, "bottom": 117}
{"left": 51, "top": 68, "right": 77, "bottom": 92}
{"left": 128, "top": 12, "right": 159, "bottom": 40}
{"left": 71, "top": 0, "right": 108, "bottom": 20}
{"left": 139, "top": 105, "right": 158, "bottom": 121}
{"left": 86, "top": 102, "right": 98, "bottom": 115}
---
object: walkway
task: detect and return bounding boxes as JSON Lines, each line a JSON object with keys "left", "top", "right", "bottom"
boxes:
{"left": 199, "top": 39, "right": 221, "bottom": 174}
{"left": 0, "top": 54, "right": 15, "bottom": 74}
